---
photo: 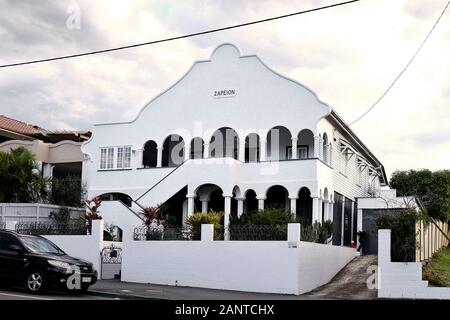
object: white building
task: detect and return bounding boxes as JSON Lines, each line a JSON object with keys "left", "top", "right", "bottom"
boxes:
{"left": 81, "top": 43, "right": 387, "bottom": 245}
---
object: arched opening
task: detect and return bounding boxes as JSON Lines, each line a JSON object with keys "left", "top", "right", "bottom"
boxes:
{"left": 190, "top": 137, "right": 204, "bottom": 159}
{"left": 266, "top": 126, "right": 292, "bottom": 160}
{"left": 231, "top": 186, "right": 241, "bottom": 218}
{"left": 244, "top": 189, "right": 258, "bottom": 213}
{"left": 209, "top": 127, "right": 239, "bottom": 159}
{"left": 297, "top": 187, "right": 313, "bottom": 225}
{"left": 143, "top": 140, "right": 157, "bottom": 168}
{"left": 323, "top": 133, "right": 328, "bottom": 163}
{"left": 297, "top": 129, "right": 314, "bottom": 159}
{"left": 99, "top": 192, "right": 132, "bottom": 207}
{"left": 162, "top": 134, "right": 184, "bottom": 167}
{"left": 265, "top": 185, "right": 289, "bottom": 212}
{"left": 195, "top": 184, "right": 224, "bottom": 213}
{"left": 245, "top": 133, "right": 260, "bottom": 163}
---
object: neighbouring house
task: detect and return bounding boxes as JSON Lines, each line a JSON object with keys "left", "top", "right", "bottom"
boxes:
{"left": 0, "top": 114, "right": 91, "bottom": 183}
{"left": 81, "top": 43, "right": 389, "bottom": 244}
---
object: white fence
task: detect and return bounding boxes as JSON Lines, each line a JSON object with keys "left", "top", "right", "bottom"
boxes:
{"left": 122, "top": 223, "right": 356, "bottom": 295}
{"left": 378, "top": 229, "right": 450, "bottom": 299}
{"left": 0, "top": 203, "right": 85, "bottom": 222}
{"left": 416, "top": 219, "right": 450, "bottom": 262}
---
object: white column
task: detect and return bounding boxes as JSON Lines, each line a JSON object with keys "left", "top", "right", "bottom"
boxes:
{"left": 236, "top": 198, "right": 245, "bottom": 217}
{"left": 259, "top": 139, "right": 266, "bottom": 161}
{"left": 136, "top": 148, "right": 144, "bottom": 168}
{"left": 289, "top": 196, "right": 298, "bottom": 217}
{"left": 42, "top": 163, "right": 55, "bottom": 193}
{"left": 184, "top": 144, "right": 191, "bottom": 161}
{"left": 318, "top": 197, "right": 323, "bottom": 223}
{"left": 238, "top": 141, "right": 246, "bottom": 162}
{"left": 314, "top": 135, "right": 320, "bottom": 158}
{"left": 201, "top": 200, "right": 208, "bottom": 213}
{"left": 312, "top": 196, "right": 320, "bottom": 223}
{"left": 224, "top": 195, "right": 232, "bottom": 241}
{"left": 42, "top": 163, "right": 55, "bottom": 179}
{"left": 291, "top": 137, "right": 298, "bottom": 159}
{"left": 187, "top": 194, "right": 196, "bottom": 217}
{"left": 156, "top": 147, "right": 163, "bottom": 167}
{"left": 257, "top": 197, "right": 265, "bottom": 211}
{"left": 203, "top": 143, "right": 210, "bottom": 159}
{"left": 323, "top": 200, "right": 329, "bottom": 221}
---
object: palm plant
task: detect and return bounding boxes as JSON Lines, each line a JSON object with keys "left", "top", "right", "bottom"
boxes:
{"left": 0, "top": 147, "right": 49, "bottom": 203}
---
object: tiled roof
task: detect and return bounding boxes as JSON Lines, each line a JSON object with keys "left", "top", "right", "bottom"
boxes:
{"left": 0, "top": 115, "right": 47, "bottom": 135}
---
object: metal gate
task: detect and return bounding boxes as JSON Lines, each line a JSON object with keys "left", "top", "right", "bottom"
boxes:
{"left": 100, "top": 244, "right": 122, "bottom": 280}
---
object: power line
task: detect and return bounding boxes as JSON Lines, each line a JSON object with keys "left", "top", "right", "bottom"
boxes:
{"left": 0, "top": 0, "right": 361, "bottom": 69}
{"left": 349, "top": 0, "right": 450, "bottom": 126}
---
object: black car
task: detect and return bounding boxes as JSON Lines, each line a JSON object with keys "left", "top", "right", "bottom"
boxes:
{"left": 0, "top": 230, "right": 97, "bottom": 294}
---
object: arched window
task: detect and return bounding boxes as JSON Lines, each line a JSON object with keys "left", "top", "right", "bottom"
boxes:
{"left": 245, "top": 133, "right": 260, "bottom": 163}
{"left": 297, "top": 129, "right": 314, "bottom": 159}
{"left": 209, "top": 127, "right": 239, "bottom": 159}
{"left": 143, "top": 140, "right": 157, "bottom": 168}
{"left": 323, "top": 133, "right": 328, "bottom": 163}
{"left": 267, "top": 126, "right": 292, "bottom": 160}
{"left": 162, "top": 134, "right": 184, "bottom": 167}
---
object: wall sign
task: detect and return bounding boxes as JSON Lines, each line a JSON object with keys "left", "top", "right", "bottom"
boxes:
{"left": 213, "top": 89, "right": 236, "bottom": 98}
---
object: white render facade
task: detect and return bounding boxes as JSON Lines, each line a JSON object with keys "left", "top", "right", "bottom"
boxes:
{"left": 82, "top": 44, "right": 387, "bottom": 244}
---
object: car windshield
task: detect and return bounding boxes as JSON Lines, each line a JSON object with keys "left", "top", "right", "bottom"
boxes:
{"left": 19, "top": 235, "right": 65, "bottom": 255}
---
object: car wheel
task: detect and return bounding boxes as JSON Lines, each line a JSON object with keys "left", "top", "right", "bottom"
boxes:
{"left": 24, "top": 270, "right": 46, "bottom": 294}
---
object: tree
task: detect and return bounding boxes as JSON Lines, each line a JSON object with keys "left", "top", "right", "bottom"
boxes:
{"left": 0, "top": 147, "right": 48, "bottom": 203}
{"left": 390, "top": 169, "right": 450, "bottom": 222}
{"left": 50, "top": 175, "right": 86, "bottom": 207}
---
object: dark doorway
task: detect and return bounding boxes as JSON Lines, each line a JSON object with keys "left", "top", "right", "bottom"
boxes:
{"left": 343, "top": 197, "right": 353, "bottom": 246}
{"left": 208, "top": 188, "right": 224, "bottom": 212}
{"left": 245, "top": 189, "right": 258, "bottom": 213}
{"left": 266, "top": 185, "right": 288, "bottom": 211}
{"left": 297, "top": 187, "right": 312, "bottom": 225}
{"left": 332, "top": 192, "right": 343, "bottom": 245}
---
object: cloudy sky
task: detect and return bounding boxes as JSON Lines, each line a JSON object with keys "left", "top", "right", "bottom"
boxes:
{"left": 0, "top": 0, "right": 449, "bottom": 178}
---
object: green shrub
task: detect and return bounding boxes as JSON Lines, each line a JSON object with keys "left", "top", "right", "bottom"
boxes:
{"left": 49, "top": 206, "right": 71, "bottom": 225}
{"left": 51, "top": 175, "right": 86, "bottom": 207}
{"left": 301, "top": 220, "right": 334, "bottom": 244}
{"left": 230, "top": 208, "right": 295, "bottom": 225}
{"left": 375, "top": 208, "right": 419, "bottom": 262}
{"left": 423, "top": 264, "right": 449, "bottom": 287}
{"left": 185, "top": 211, "right": 223, "bottom": 240}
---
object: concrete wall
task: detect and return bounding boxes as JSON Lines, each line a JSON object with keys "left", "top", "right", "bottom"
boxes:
{"left": 378, "top": 229, "right": 450, "bottom": 299}
{"left": 0, "top": 139, "right": 83, "bottom": 164}
{"left": 100, "top": 200, "right": 143, "bottom": 231}
{"left": 121, "top": 223, "right": 355, "bottom": 295}
{"left": 43, "top": 220, "right": 104, "bottom": 274}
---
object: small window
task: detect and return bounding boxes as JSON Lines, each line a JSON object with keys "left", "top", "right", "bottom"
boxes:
{"left": 100, "top": 148, "right": 108, "bottom": 169}
{"left": 124, "top": 146, "right": 131, "bottom": 168}
{"left": 107, "top": 148, "right": 114, "bottom": 169}
{"left": 299, "top": 146, "right": 308, "bottom": 159}
{"left": 117, "top": 147, "right": 124, "bottom": 168}
{"left": 286, "top": 145, "right": 309, "bottom": 159}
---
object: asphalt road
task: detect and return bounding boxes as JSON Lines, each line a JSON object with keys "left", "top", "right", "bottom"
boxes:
{"left": 0, "top": 287, "right": 119, "bottom": 300}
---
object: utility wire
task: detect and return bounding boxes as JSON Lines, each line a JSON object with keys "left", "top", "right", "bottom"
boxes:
{"left": 349, "top": 0, "right": 450, "bottom": 126}
{"left": 0, "top": 0, "right": 361, "bottom": 69}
